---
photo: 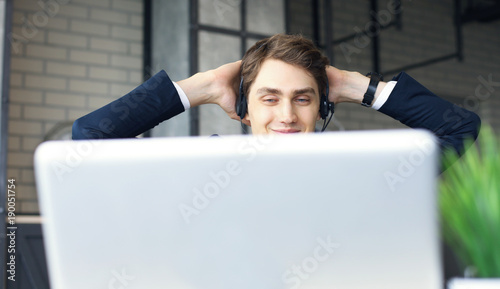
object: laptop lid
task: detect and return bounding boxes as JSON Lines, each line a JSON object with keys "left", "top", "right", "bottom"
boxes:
{"left": 34, "top": 129, "right": 441, "bottom": 289}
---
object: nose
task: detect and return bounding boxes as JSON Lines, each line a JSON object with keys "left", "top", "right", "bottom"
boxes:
{"left": 279, "top": 101, "right": 297, "bottom": 124}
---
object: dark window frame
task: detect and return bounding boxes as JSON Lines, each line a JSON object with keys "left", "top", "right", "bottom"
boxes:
{"left": 188, "top": 0, "right": 282, "bottom": 135}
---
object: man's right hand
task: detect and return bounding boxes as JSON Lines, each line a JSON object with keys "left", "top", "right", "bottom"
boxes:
{"left": 177, "top": 60, "right": 250, "bottom": 126}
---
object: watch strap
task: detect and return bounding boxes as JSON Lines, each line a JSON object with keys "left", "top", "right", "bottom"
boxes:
{"left": 362, "top": 72, "right": 383, "bottom": 107}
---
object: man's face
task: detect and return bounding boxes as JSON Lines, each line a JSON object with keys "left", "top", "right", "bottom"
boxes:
{"left": 245, "top": 59, "right": 321, "bottom": 134}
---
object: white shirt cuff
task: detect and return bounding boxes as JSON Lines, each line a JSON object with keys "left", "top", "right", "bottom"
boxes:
{"left": 173, "top": 81, "right": 191, "bottom": 110}
{"left": 371, "top": 81, "right": 397, "bottom": 110}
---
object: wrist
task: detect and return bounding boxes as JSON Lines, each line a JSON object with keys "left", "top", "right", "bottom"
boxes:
{"left": 177, "top": 71, "right": 215, "bottom": 108}
{"left": 342, "top": 71, "right": 386, "bottom": 106}
{"left": 361, "top": 72, "right": 383, "bottom": 107}
{"left": 337, "top": 71, "right": 370, "bottom": 104}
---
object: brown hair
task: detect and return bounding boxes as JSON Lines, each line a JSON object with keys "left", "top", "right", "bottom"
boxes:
{"left": 241, "top": 34, "right": 330, "bottom": 98}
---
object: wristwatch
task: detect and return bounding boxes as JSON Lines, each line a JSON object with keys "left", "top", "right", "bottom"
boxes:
{"left": 361, "top": 72, "right": 383, "bottom": 107}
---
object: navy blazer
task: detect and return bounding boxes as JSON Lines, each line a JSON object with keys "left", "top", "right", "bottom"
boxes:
{"left": 72, "top": 70, "right": 481, "bottom": 157}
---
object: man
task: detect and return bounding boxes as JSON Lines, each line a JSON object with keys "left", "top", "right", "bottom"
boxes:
{"left": 72, "top": 34, "right": 480, "bottom": 157}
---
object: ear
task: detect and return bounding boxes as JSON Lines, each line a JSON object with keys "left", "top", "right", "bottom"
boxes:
{"left": 243, "top": 114, "right": 252, "bottom": 127}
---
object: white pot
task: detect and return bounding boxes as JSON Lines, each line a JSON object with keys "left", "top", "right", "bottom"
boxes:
{"left": 447, "top": 278, "right": 500, "bottom": 289}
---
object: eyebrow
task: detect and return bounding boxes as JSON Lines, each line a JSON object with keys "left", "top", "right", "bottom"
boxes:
{"left": 255, "top": 87, "right": 317, "bottom": 96}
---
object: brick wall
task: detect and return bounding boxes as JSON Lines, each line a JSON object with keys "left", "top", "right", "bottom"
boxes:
{"left": 8, "top": 0, "right": 143, "bottom": 213}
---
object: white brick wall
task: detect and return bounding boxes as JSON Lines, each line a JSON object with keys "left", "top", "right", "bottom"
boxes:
{"left": 91, "top": 8, "right": 128, "bottom": 24}
{"left": 26, "top": 44, "right": 67, "bottom": 60}
{"left": 70, "top": 20, "right": 110, "bottom": 36}
{"left": 90, "top": 38, "right": 128, "bottom": 53}
{"left": 70, "top": 50, "right": 109, "bottom": 64}
{"left": 8, "top": 0, "right": 144, "bottom": 213}
{"left": 46, "top": 61, "right": 87, "bottom": 77}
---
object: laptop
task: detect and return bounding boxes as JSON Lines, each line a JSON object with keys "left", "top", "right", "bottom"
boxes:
{"left": 34, "top": 129, "right": 442, "bottom": 289}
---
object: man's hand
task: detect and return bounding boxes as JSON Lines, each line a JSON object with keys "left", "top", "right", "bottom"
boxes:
{"left": 212, "top": 60, "right": 248, "bottom": 125}
{"left": 326, "top": 66, "right": 386, "bottom": 106}
{"left": 177, "top": 60, "right": 250, "bottom": 126}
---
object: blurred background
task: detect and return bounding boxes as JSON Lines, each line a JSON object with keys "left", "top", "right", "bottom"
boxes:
{"left": 0, "top": 0, "right": 499, "bottom": 287}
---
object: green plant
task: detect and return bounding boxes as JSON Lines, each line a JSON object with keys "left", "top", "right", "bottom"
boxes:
{"left": 439, "top": 125, "right": 500, "bottom": 277}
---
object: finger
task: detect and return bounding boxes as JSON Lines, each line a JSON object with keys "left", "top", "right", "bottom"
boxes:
{"left": 225, "top": 60, "right": 242, "bottom": 77}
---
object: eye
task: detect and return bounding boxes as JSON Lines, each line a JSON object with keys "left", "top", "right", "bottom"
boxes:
{"left": 295, "top": 97, "right": 311, "bottom": 104}
{"left": 262, "top": 96, "right": 278, "bottom": 103}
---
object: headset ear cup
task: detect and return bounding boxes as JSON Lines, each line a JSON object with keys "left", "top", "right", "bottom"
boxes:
{"left": 319, "top": 77, "right": 332, "bottom": 120}
{"left": 239, "top": 96, "right": 247, "bottom": 119}
{"left": 320, "top": 93, "right": 328, "bottom": 119}
{"left": 236, "top": 77, "right": 247, "bottom": 120}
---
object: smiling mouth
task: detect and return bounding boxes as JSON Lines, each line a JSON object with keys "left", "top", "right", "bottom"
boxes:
{"left": 272, "top": 129, "right": 301, "bottom": 134}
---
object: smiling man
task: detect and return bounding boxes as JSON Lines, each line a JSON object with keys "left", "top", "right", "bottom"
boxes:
{"left": 72, "top": 34, "right": 480, "bottom": 157}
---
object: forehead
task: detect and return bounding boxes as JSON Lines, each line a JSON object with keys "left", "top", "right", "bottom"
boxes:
{"left": 249, "top": 59, "right": 319, "bottom": 95}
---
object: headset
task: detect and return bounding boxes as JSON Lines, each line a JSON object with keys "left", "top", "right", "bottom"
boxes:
{"left": 236, "top": 76, "right": 335, "bottom": 132}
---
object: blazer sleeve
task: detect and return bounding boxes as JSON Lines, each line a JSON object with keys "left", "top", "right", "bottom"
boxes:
{"left": 72, "top": 70, "right": 185, "bottom": 140}
{"left": 378, "top": 72, "right": 481, "bottom": 156}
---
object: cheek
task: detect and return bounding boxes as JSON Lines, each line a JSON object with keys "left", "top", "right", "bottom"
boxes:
{"left": 249, "top": 108, "right": 273, "bottom": 126}
{"left": 300, "top": 105, "right": 320, "bottom": 121}
{"left": 248, "top": 101, "right": 271, "bottom": 121}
